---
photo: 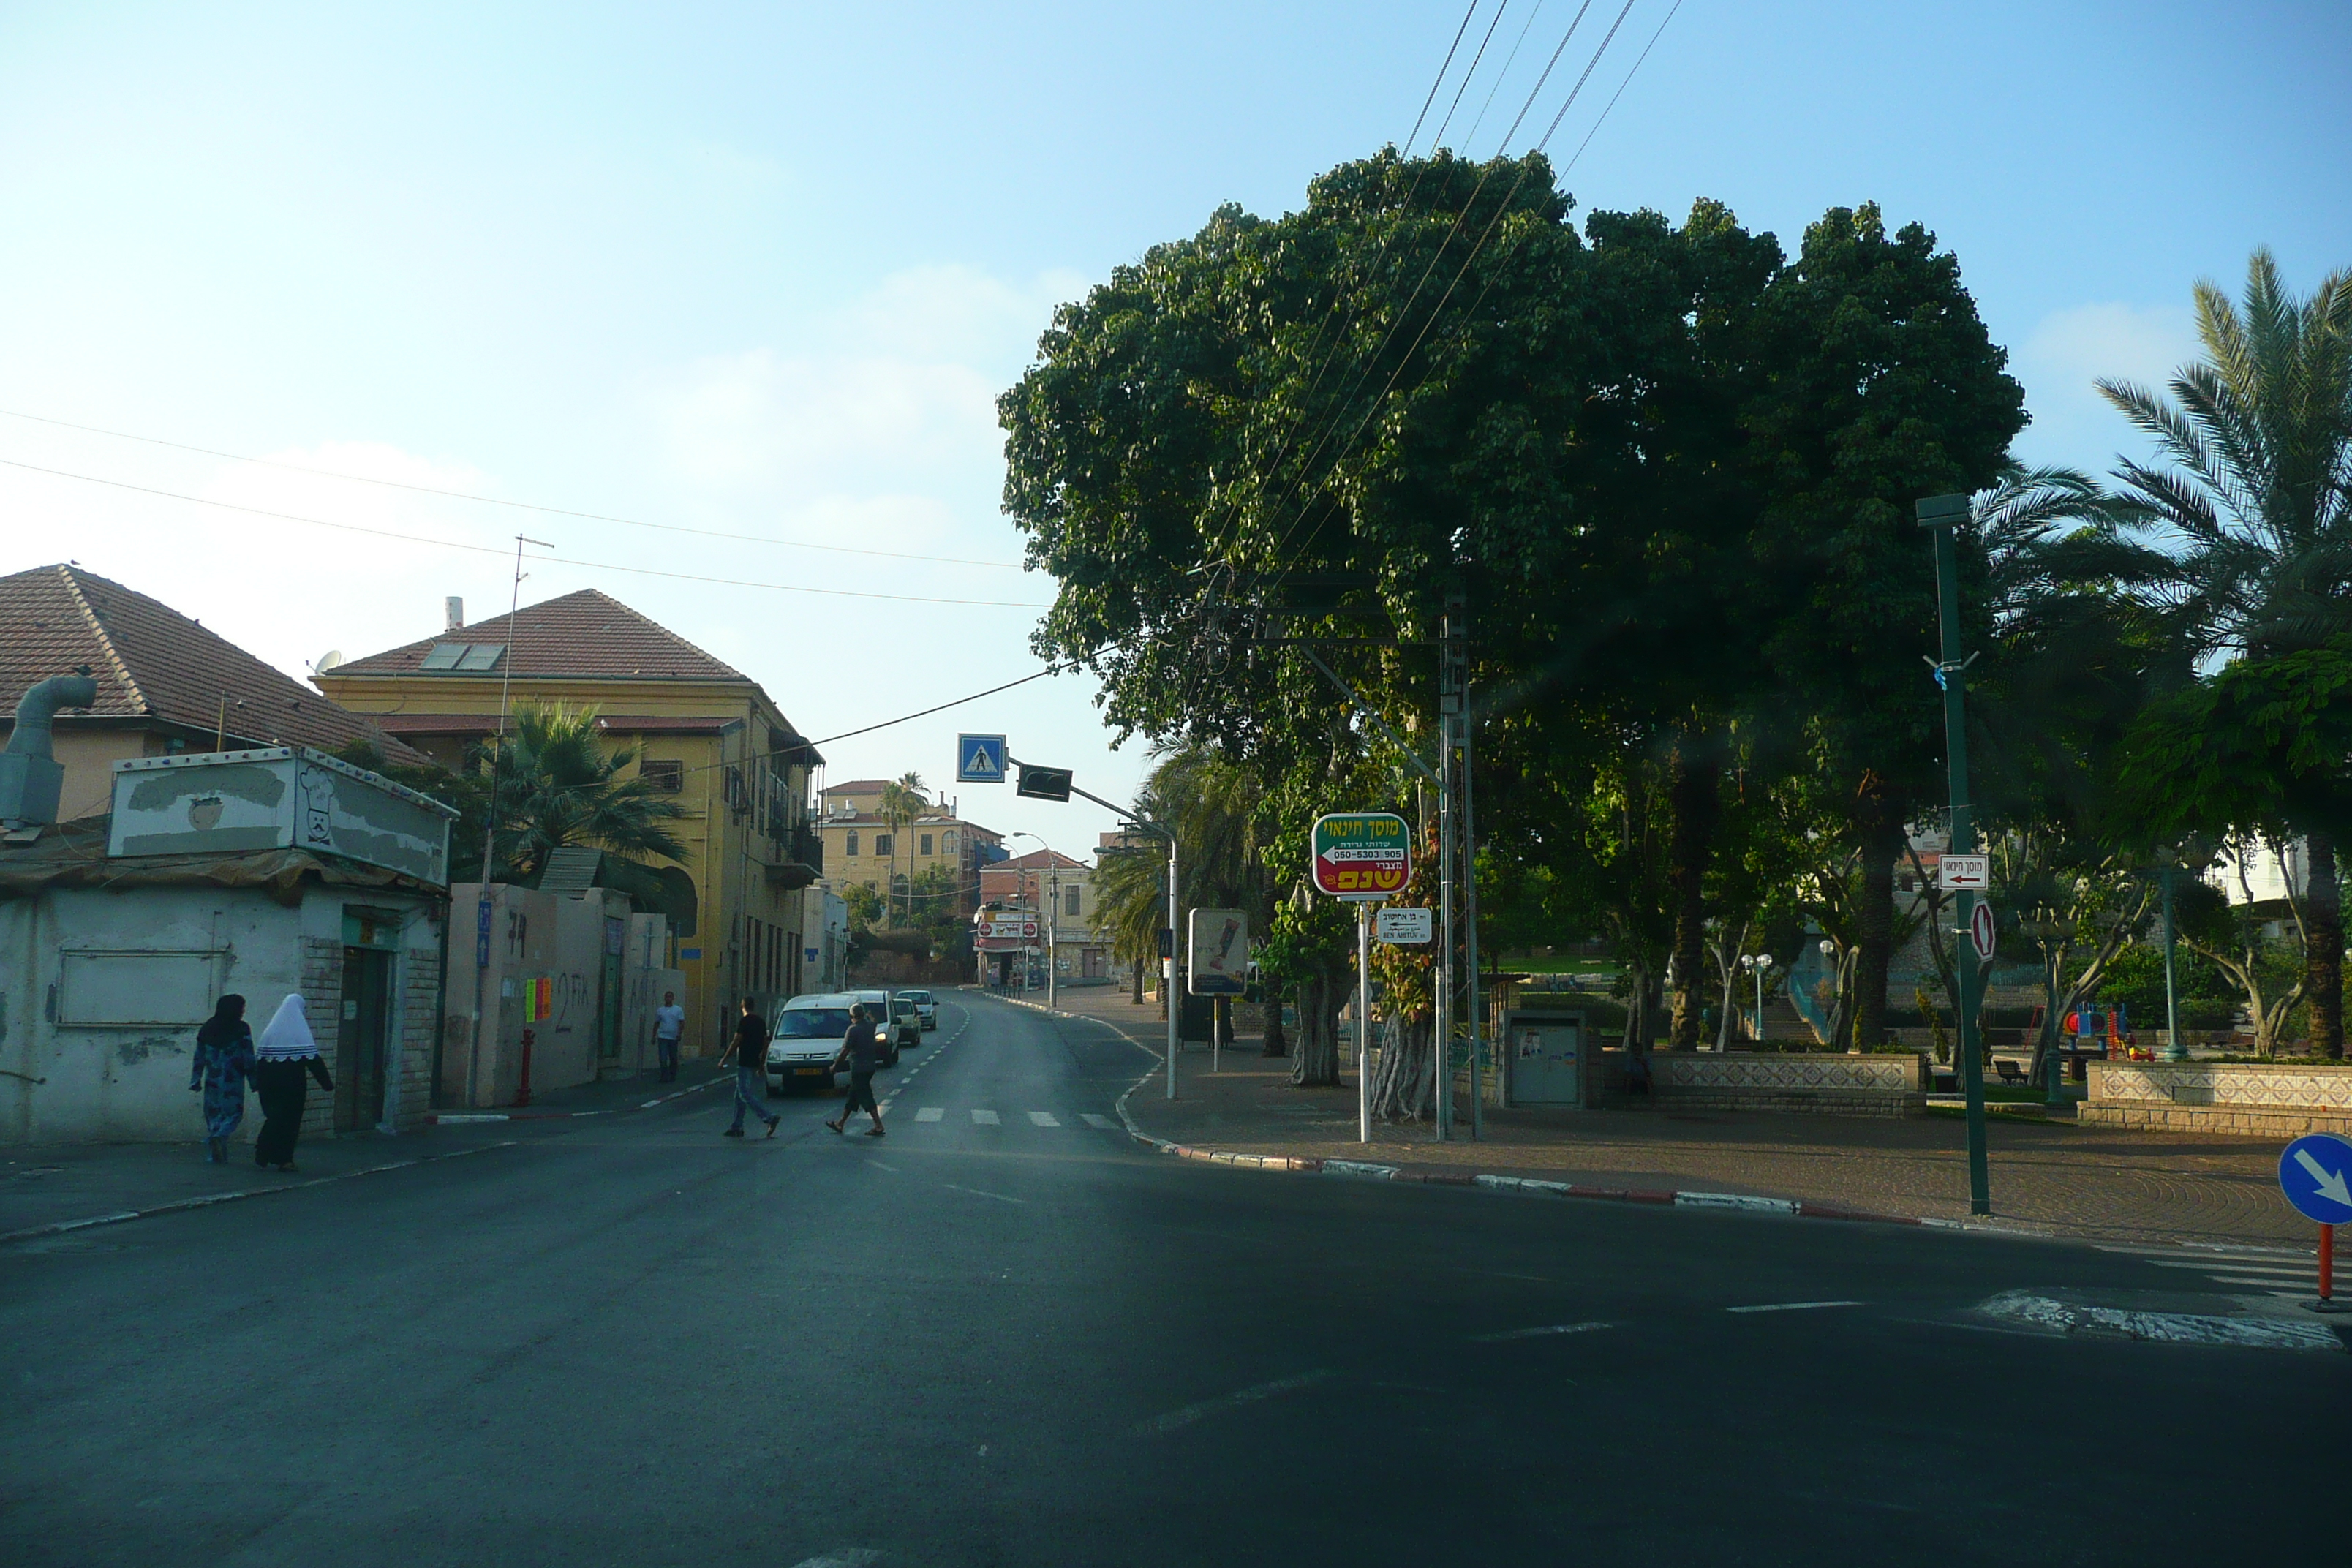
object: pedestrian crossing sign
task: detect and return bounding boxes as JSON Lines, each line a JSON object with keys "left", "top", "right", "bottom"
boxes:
{"left": 957, "top": 734, "right": 1007, "bottom": 783}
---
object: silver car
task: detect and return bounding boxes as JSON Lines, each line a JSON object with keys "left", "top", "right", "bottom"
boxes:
{"left": 764, "top": 994, "right": 852, "bottom": 1095}
{"left": 900, "top": 988, "right": 938, "bottom": 1031}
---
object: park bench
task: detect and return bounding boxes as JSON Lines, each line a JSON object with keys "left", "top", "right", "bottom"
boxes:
{"left": 1994, "top": 1059, "right": 2028, "bottom": 1087}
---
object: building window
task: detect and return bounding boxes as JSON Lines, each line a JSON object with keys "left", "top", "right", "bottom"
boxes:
{"left": 1065, "top": 886, "right": 1082, "bottom": 918}
{"left": 873, "top": 833, "right": 892, "bottom": 857}
{"left": 943, "top": 830, "right": 957, "bottom": 856}
{"left": 920, "top": 833, "right": 933, "bottom": 857}
{"left": 640, "top": 759, "right": 683, "bottom": 792}
{"left": 846, "top": 830, "right": 859, "bottom": 857}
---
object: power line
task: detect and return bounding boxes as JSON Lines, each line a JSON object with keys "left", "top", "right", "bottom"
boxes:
{"left": 0, "top": 455, "right": 1051, "bottom": 609}
{"left": 0, "top": 406, "right": 1028, "bottom": 570}
{"left": 808, "top": 663, "right": 1077, "bottom": 746}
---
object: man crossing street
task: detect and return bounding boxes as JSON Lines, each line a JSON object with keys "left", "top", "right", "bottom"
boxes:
{"left": 720, "top": 996, "right": 779, "bottom": 1139}
{"left": 652, "top": 990, "right": 685, "bottom": 1083}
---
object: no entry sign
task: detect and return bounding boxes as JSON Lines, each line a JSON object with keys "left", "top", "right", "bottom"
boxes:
{"left": 1969, "top": 900, "right": 1998, "bottom": 962}
{"left": 1312, "top": 813, "right": 1411, "bottom": 900}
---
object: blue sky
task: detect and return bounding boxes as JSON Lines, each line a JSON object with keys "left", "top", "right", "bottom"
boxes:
{"left": 1, "top": 1, "right": 2345, "bottom": 845}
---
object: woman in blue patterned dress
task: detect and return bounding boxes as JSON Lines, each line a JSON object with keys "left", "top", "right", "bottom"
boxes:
{"left": 188, "top": 995, "right": 255, "bottom": 1164}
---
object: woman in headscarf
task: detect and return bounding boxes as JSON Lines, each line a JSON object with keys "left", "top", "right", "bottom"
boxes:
{"left": 251, "top": 995, "right": 334, "bottom": 1172}
{"left": 188, "top": 994, "right": 255, "bottom": 1164}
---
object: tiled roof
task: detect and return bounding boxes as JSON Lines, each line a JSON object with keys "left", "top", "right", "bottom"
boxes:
{"left": 995, "top": 848, "right": 1088, "bottom": 870}
{"left": 821, "top": 780, "right": 896, "bottom": 797}
{"left": 0, "top": 564, "right": 423, "bottom": 761}
{"left": 329, "top": 588, "right": 749, "bottom": 682}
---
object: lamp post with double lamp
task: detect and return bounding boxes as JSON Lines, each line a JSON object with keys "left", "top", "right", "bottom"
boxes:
{"left": 1738, "top": 954, "right": 1778, "bottom": 1044}
{"left": 1006, "top": 832, "right": 1060, "bottom": 1011}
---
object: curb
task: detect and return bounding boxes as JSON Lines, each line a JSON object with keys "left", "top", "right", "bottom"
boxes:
{"left": 426, "top": 1073, "right": 731, "bottom": 1124}
{"left": 991, "top": 989, "right": 2076, "bottom": 1243}
{"left": 0, "top": 1140, "right": 519, "bottom": 1248}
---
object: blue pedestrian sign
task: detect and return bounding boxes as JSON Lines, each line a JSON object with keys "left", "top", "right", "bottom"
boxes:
{"left": 956, "top": 734, "right": 1006, "bottom": 784}
{"left": 2278, "top": 1133, "right": 2352, "bottom": 1225}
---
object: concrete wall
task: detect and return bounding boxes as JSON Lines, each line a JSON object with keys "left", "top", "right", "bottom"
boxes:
{"left": 0, "top": 881, "right": 442, "bottom": 1144}
{"left": 2082, "top": 1060, "right": 2352, "bottom": 1138}
{"left": 441, "top": 882, "right": 682, "bottom": 1107}
{"left": 1597, "top": 1049, "right": 1929, "bottom": 1117}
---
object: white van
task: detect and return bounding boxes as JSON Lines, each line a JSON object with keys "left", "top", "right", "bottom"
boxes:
{"left": 765, "top": 993, "right": 853, "bottom": 1095}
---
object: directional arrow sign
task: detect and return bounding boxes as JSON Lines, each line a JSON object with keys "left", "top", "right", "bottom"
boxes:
{"left": 2278, "top": 1132, "right": 2352, "bottom": 1225}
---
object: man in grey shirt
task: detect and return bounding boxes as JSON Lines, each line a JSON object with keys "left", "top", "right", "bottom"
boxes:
{"left": 652, "top": 990, "right": 685, "bottom": 1082}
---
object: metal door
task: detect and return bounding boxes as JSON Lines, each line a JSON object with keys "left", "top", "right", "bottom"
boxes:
{"left": 336, "top": 947, "right": 392, "bottom": 1132}
{"left": 1506, "top": 1011, "right": 1586, "bottom": 1107}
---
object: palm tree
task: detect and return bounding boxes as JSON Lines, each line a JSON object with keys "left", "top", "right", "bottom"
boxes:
{"left": 2100, "top": 249, "right": 2352, "bottom": 1055}
{"left": 486, "top": 701, "right": 689, "bottom": 881}
{"left": 875, "top": 772, "right": 927, "bottom": 923}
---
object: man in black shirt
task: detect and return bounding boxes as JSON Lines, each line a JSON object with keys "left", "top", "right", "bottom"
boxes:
{"left": 720, "top": 997, "right": 780, "bottom": 1139}
{"left": 823, "top": 1003, "right": 886, "bottom": 1137}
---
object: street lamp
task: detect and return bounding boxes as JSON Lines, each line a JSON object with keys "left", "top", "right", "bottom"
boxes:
{"left": 1738, "top": 954, "right": 1778, "bottom": 1045}
{"left": 1006, "top": 831, "right": 1061, "bottom": 1010}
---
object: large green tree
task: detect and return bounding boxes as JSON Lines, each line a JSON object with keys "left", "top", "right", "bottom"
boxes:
{"left": 2103, "top": 251, "right": 2352, "bottom": 1055}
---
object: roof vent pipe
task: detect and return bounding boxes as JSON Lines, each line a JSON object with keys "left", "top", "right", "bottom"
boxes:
{"left": 445, "top": 595, "right": 464, "bottom": 630}
{"left": 1, "top": 673, "right": 99, "bottom": 831}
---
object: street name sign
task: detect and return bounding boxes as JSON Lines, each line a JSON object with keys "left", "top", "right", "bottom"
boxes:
{"left": 2279, "top": 1133, "right": 2352, "bottom": 1225}
{"left": 1376, "top": 906, "right": 1433, "bottom": 944}
{"left": 956, "top": 734, "right": 1006, "bottom": 784}
{"left": 1188, "top": 908, "right": 1249, "bottom": 995}
{"left": 1311, "top": 812, "right": 1411, "bottom": 900}
{"left": 1968, "top": 900, "right": 1997, "bottom": 962}
{"left": 1939, "top": 853, "right": 1989, "bottom": 891}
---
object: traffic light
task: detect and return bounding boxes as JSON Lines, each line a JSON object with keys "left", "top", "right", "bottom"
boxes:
{"left": 1016, "top": 764, "right": 1074, "bottom": 802}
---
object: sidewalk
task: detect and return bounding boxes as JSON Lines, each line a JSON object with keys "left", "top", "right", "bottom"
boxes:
{"left": 1033, "top": 987, "right": 2311, "bottom": 1251}
{"left": 0, "top": 1066, "right": 730, "bottom": 1244}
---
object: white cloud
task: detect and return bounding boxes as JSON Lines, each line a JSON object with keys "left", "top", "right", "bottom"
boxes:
{"left": 2013, "top": 301, "right": 2198, "bottom": 473}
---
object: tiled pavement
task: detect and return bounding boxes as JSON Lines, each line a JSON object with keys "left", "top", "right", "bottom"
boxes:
{"left": 1036, "top": 986, "right": 2315, "bottom": 1251}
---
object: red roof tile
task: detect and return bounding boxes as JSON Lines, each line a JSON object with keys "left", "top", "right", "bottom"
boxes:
{"left": 0, "top": 564, "right": 424, "bottom": 762}
{"left": 329, "top": 588, "right": 749, "bottom": 682}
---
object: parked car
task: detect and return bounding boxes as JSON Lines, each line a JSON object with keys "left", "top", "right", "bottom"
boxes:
{"left": 766, "top": 993, "right": 853, "bottom": 1095}
{"left": 853, "top": 989, "right": 903, "bottom": 1066}
{"left": 900, "top": 988, "right": 938, "bottom": 1031}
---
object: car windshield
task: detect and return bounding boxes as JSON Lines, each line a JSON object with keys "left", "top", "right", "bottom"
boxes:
{"left": 903, "top": 991, "right": 932, "bottom": 1003}
{"left": 774, "top": 1007, "right": 850, "bottom": 1039}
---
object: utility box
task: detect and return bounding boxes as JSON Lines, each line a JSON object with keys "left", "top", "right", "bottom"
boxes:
{"left": 1505, "top": 1009, "right": 1591, "bottom": 1108}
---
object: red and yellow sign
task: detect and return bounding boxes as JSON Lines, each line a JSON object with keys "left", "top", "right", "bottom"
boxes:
{"left": 1311, "top": 812, "right": 1411, "bottom": 900}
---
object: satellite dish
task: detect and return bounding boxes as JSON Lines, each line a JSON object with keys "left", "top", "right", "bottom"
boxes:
{"left": 314, "top": 649, "right": 344, "bottom": 673}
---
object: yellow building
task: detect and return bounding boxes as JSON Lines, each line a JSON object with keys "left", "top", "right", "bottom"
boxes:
{"left": 815, "top": 780, "right": 1001, "bottom": 918}
{"left": 317, "top": 589, "right": 819, "bottom": 1057}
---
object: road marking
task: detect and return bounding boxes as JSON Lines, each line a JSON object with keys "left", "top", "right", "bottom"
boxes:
{"left": 1081, "top": 1113, "right": 1118, "bottom": 1131}
{"left": 786, "top": 1551, "right": 883, "bottom": 1568}
{"left": 1980, "top": 1291, "right": 2345, "bottom": 1352}
{"left": 1134, "top": 1369, "right": 1333, "bottom": 1436}
{"left": 1026, "top": 1111, "right": 1060, "bottom": 1127}
{"left": 970, "top": 1109, "right": 1000, "bottom": 1125}
{"left": 915, "top": 1107, "right": 944, "bottom": 1123}
{"left": 943, "top": 1183, "right": 1025, "bottom": 1205}
{"left": 1469, "top": 1322, "right": 1615, "bottom": 1343}
{"left": 1726, "top": 1300, "right": 1864, "bottom": 1313}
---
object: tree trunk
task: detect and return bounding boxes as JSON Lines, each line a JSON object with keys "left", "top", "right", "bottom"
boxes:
{"left": 1667, "top": 743, "right": 1718, "bottom": 1049}
{"left": 1367, "top": 1013, "right": 1435, "bottom": 1121}
{"left": 1619, "top": 960, "right": 1648, "bottom": 1051}
{"left": 2307, "top": 832, "right": 2344, "bottom": 1060}
{"left": 1851, "top": 784, "right": 1904, "bottom": 1052}
{"left": 1291, "top": 971, "right": 1342, "bottom": 1087}
{"left": 1261, "top": 981, "right": 1288, "bottom": 1057}
{"left": 1131, "top": 960, "right": 1145, "bottom": 1006}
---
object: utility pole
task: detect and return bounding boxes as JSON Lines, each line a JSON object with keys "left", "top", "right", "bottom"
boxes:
{"left": 1918, "top": 494, "right": 1991, "bottom": 1216}
{"left": 466, "top": 533, "right": 550, "bottom": 1109}
{"left": 1435, "top": 588, "right": 1466, "bottom": 1140}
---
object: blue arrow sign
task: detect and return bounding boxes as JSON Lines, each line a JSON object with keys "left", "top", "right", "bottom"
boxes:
{"left": 956, "top": 733, "right": 1006, "bottom": 784}
{"left": 2278, "top": 1133, "right": 2352, "bottom": 1225}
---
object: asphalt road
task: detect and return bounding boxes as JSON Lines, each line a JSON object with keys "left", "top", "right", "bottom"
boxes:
{"left": 4, "top": 989, "right": 2345, "bottom": 1567}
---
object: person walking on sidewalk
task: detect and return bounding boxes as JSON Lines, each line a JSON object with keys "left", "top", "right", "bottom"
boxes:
{"left": 251, "top": 995, "right": 333, "bottom": 1171}
{"left": 824, "top": 1003, "right": 886, "bottom": 1138}
{"left": 720, "top": 997, "right": 779, "bottom": 1139}
{"left": 652, "top": 990, "right": 685, "bottom": 1082}
{"left": 189, "top": 994, "right": 256, "bottom": 1164}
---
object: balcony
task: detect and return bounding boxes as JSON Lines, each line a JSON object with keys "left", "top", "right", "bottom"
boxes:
{"left": 764, "top": 823, "right": 823, "bottom": 891}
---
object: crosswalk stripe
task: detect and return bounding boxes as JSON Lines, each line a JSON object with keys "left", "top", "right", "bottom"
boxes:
{"left": 916, "top": 1107, "right": 943, "bottom": 1123}
{"left": 970, "top": 1109, "right": 1000, "bottom": 1125}
{"left": 1081, "top": 1113, "right": 1118, "bottom": 1131}
{"left": 1027, "top": 1111, "right": 1060, "bottom": 1127}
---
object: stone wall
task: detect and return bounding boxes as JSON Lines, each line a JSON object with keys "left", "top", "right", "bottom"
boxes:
{"left": 2081, "top": 1060, "right": 2352, "bottom": 1138}
{"left": 1599, "top": 1049, "right": 1928, "bottom": 1117}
